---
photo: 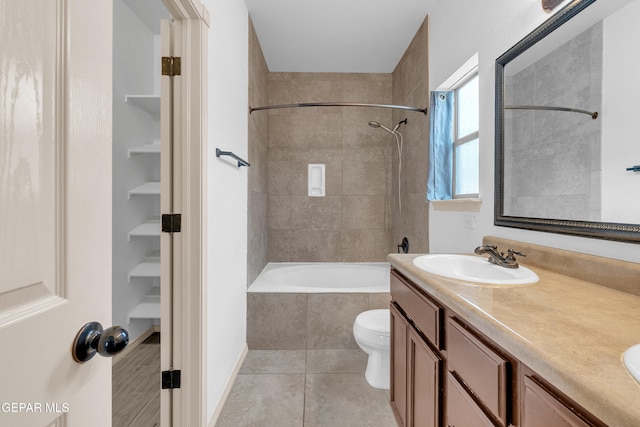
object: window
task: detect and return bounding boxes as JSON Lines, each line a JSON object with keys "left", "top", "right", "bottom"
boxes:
{"left": 452, "top": 73, "right": 479, "bottom": 198}
{"left": 427, "top": 54, "right": 479, "bottom": 203}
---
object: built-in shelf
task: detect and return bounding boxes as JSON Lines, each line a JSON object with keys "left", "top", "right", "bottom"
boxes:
{"left": 128, "top": 254, "right": 160, "bottom": 282}
{"left": 128, "top": 218, "right": 161, "bottom": 240}
{"left": 125, "top": 94, "right": 161, "bottom": 120}
{"left": 128, "top": 287, "right": 160, "bottom": 322}
{"left": 128, "top": 181, "right": 160, "bottom": 199}
{"left": 128, "top": 143, "right": 161, "bottom": 157}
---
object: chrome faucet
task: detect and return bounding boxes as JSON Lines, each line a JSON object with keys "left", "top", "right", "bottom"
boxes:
{"left": 474, "top": 245, "right": 526, "bottom": 269}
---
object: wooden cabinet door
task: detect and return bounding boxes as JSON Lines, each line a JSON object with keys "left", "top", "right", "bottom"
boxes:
{"left": 522, "top": 376, "right": 592, "bottom": 427}
{"left": 446, "top": 372, "right": 496, "bottom": 427}
{"left": 407, "top": 326, "right": 442, "bottom": 427}
{"left": 391, "top": 303, "right": 409, "bottom": 427}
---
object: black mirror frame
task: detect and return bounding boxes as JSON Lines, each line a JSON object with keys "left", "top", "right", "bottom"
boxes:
{"left": 494, "top": 0, "right": 640, "bottom": 243}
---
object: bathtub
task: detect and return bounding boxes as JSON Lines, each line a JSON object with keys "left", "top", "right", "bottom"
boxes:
{"left": 247, "top": 262, "right": 391, "bottom": 350}
{"left": 248, "top": 262, "right": 390, "bottom": 293}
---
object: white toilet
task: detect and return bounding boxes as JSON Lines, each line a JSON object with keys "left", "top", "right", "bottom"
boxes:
{"left": 353, "top": 309, "right": 391, "bottom": 389}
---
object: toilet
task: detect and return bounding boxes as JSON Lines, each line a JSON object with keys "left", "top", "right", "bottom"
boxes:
{"left": 353, "top": 309, "right": 391, "bottom": 389}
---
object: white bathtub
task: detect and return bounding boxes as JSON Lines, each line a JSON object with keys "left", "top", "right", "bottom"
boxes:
{"left": 248, "top": 262, "right": 390, "bottom": 293}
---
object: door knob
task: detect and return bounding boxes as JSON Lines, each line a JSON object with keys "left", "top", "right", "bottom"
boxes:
{"left": 72, "top": 322, "right": 129, "bottom": 363}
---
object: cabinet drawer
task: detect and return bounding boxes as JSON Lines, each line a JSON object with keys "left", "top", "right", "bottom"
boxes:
{"left": 390, "top": 270, "right": 442, "bottom": 347}
{"left": 522, "top": 375, "right": 596, "bottom": 427}
{"left": 447, "top": 317, "right": 509, "bottom": 424}
{"left": 446, "top": 372, "right": 495, "bottom": 427}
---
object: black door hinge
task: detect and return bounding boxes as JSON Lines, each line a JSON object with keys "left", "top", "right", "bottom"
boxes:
{"left": 162, "top": 369, "right": 181, "bottom": 389}
{"left": 162, "top": 213, "right": 181, "bottom": 233}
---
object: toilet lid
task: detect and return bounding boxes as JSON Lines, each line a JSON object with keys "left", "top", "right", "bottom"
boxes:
{"left": 357, "top": 309, "right": 390, "bottom": 335}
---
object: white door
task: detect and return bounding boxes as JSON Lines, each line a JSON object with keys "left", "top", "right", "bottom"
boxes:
{"left": 0, "top": 0, "right": 114, "bottom": 426}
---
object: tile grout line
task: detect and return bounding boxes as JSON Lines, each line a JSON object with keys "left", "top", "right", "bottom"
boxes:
{"left": 302, "top": 349, "right": 308, "bottom": 426}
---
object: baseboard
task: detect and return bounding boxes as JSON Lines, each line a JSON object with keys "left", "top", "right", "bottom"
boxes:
{"left": 112, "top": 326, "right": 157, "bottom": 366}
{"left": 207, "top": 343, "right": 249, "bottom": 427}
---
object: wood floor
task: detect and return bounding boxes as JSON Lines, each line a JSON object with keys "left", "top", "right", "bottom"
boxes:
{"left": 113, "top": 333, "right": 160, "bottom": 427}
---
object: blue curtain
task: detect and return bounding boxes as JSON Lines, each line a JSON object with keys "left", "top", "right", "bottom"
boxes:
{"left": 427, "top": 91, "right": 454, "bottom": 201}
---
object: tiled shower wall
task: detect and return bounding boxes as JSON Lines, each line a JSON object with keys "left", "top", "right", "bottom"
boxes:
{"left": 504, "top": 22, "right": 603, "bottom": 221}
{"left": 266, "top": 73, "right": 394, "bottom": 263}
{"left": 247, "top": 19, "right": 269, "bottom": 285}
{"left": 391, "top": 18, "right": 430, "bottom": 254}
{"left": 248, "top": 17, "right": 431, "bottom": 283}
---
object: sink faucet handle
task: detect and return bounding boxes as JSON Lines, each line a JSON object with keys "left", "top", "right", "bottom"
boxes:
{"left": 507, "top": 249, "right": 526, "bottom": 258}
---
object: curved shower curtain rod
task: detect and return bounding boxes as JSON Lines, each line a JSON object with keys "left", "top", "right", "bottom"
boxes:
{"left": 505, "top": 104, "right": 598, "bottom": 120}
{"left": 249, "top": 102, "right": 428, "bottom": 115}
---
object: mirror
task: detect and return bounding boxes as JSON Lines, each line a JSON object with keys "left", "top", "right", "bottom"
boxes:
{"left": 495, "top": 0, "right": 640, "bottom": 242}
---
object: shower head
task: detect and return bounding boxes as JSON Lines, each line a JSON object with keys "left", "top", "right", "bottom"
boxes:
{"left": 368, "top": 121, "right": 395, "bottom": 134}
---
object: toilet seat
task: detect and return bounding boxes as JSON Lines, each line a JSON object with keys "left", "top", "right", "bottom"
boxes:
{"left": 355, "top": 309, "right": 390, "bottom": 335}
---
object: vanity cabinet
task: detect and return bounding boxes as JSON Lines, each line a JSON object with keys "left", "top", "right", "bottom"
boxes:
{"left": 390, "top": 271, "right": 443, "bottom": 427}
{"left": 521, "top": 373, "right": 604, "bottom": 427}
{"left": 446, "top": 371, "right": 495, "bottom": 427}
{"left": 447, "top": 317, "right": 510, "bottom": 426}
{"left": 390, "top": 268, "right": 606, "bottom": 427}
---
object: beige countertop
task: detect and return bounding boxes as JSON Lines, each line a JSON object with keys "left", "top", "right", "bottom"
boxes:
{"left": 388, "top": 253, "right": 640, "bottom": 427}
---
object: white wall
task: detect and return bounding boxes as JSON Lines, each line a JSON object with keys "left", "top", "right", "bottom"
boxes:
{"left": 203, "top": 0, "right": 249, "bottom": 421}
{"left": 428, "top": 0, "right": 640, "bottom": 263}
{"left": 601, "top": 0, "right": 640, "bottom": 223}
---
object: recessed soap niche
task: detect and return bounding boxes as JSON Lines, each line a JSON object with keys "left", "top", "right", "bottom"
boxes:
{"left": 308, "top": 164, "right": 325, "bottom": 197}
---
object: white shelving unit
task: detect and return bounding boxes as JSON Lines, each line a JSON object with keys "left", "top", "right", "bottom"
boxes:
{"left": 128, "top": 252, "right": 160, "bottom": 282}
{"left": 128, "top": 287, "right": 160, "bottom": 323}
{"left": 125, "top": 95, "right": 161, "bottom": 120}
{"left": 114, "top": 0, "right": 169, "bottom": 342}
{"left": 128, "top": 181, "right": 160, "bottom": 198}
{"left": 128, "top": 143, "right": 161, "bottom": 157}
{"left": 128, "top": 217, "right": 161, "bottom": 240}
{"left": 124, "top": 95, "right": 161, "bottom": 323}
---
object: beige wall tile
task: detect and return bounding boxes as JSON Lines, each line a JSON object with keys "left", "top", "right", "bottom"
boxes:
{"left": 391, "top": 16, "right": 430, "bottom": 255}
{"left": 267, "top": 159, "right": 291, "bottom": 195}
{"left": 342, "top": 76, "right": 392, "bottom": 104}
{"left": 368, "top": 293, "right": 391, "bottom": 310}
{"left": 268, "top": 114, "right": 296, "bottom": 148}
{"left": 248, "top": 18, "right": 270, "bottom": 286}
{"left": 342, "top": 108, "right": 393, "bottom": 149}
{"left": 269, "top": 229, "right": 292, "bottom": 262}
{"left": 342, "top": 230, "right": 391, "bottom": 262}
{"left": 249, "top": 191, "right": 268, "bottom": 236}
{"left": 247, "top": 294, "right": 307, "bottom": 350}
{"left": 402, "top": 139, "right": 429, "bottom": 194}
{"left": 265, "top": 72, "right": 401, "bottom": 262}
{"left": 290, "top": 229, "right": 342, "bottom": 262}
{"left": 291, "top": 196, "right": 343, "bottom": 230}
{"left": 306, "top": 294, "right": 369, "bottom": 349}
{"left": 247, "top": 232, "right": 268, "bottom": 285}
{"left": 268, "top": 195, "right": 291, "bottom": 229}
{"left": 292, "top": 78, "right": 344, "bottom": 102}
{"left": 343, "top": 161, "right": 388, "bottom": 196}
{"left": 342, "top": 195, "right": 386, "bottom": 230}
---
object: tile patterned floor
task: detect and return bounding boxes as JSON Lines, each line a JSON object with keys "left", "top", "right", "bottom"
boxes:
{"left": 215, "top": 350, "right": 397, "bottom": 427}
{"left": 112, "top": 337, "right": 396, "bottom": 427}
{"left": 112, "top": 333, "right": 160, "bottom": 427}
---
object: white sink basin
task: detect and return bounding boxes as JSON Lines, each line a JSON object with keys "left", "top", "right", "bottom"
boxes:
{"left": 412, "top": 254, "right": 539, "bottom": 286}
{"left": 624, "top": 344, "right": 640, "bottom": 384}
